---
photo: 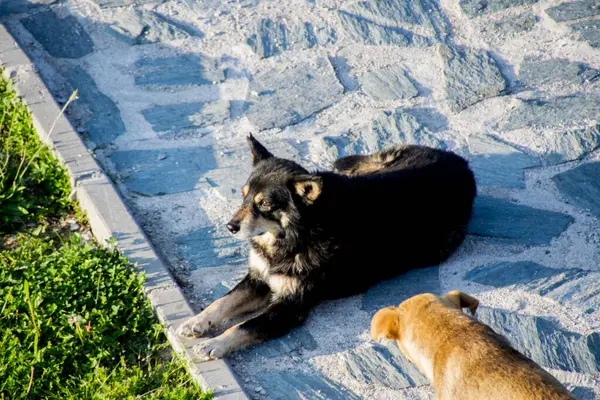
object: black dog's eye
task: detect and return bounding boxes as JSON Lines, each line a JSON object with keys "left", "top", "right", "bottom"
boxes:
{"left": 258, "top": 199, "right": 275, "bottom": 211}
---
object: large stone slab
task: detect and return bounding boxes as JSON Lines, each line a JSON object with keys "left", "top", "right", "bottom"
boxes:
{"left": 546, "top": 0, "right": 600, "bottom": 22}
{"left": 341, "top": 343, "right": 427, "bottom": 389}
{"left": 552, "top": 162, "right": 600, "bottom": 218}
{"left": 244, "top": 327, "right": 318, "bottom": 358}
{"left": 0, "top": 0, "right": 56, "bottom": 16}
{"left": 468, "top": 135, "right": 540, "bottom": 188}
{"left": 544, "top": 124, "right": 600, "bottom": 165}
{"left": 247, "top": 19, "right": 303, "bottom": 58}
{"left": 362, "top": 266, "right": 440, "bottom": 313}
{"left": 134, "top": 54, "right": 225, "bottom": 88}
{"left": 256, "top": 370, "right": 359, "bottom": 400}
{"left": 323, "top": 108, "right": 445, "bottom": 160}
{"left": 519, "top": 57, "right": 600, "bottom": 87}
{"left": 245, "top": 57, "right": 343, "bottom": 130}
{"left": 467, "top": 261, "right": 559, "bottom": 286}
{"left": 571, "top": 386, "right": 598, "bottom": 400}
{"left": 501, "top": 94, "right": 600, "bottom": 131}
{"left": 64, "top": 66, "right": 126, "bottom": 147}
{"left": 184, "top": 0, "right": 258, "bottom": 13}
{"left": 321, "top": 135, "right": 367, "bottom": 161}
{"left": 338, "top": 11, "right": 433, "bottom": 46}
{"left": 246, "top": 18, "right": 336, "bottom": 58}
{"left": 328, "top": 56, "right": 360, "bottom": 92}
{"left": 477, "top": 307, "right": 600, "bottom": 373}
{"left": 439, "top": 45, "right": 507, "bottom": 113}
{"left": 341, "top": 0, "right": 449, "bottom": 38}
{"left": 500, "top": 94, "right": 600, "bottom": 164}
{"left": 467, "top": 196, "right": 573, "bottom": 245}
{"left": 466, "top": 261, "right": 600, "bottom": 314}
{"left": 359, "top": 66, "right": 419, "bottom": 101}
{"left": 107, "top": 10, "right": 202, "bottom": 45}
{"left": 21, "top": 10, "right": 93, "bottom": 58}
{"left": 205, "top": 280, "right": 236, "bottom": 304}
{"left": 459, "top": 0, "right": 539, "bottom": 18}
{"left": 175, "top": 225, "right": 245, "bottom": 270}
{"left": 571, "top": 19, "right": 600, "bottom": 48}
{"left": 487, "top": 11, "right": 538, "bottom": 34}
{"left": 110, "top": 147, "right": 217, "bottom": 196}
{"left": 142, "top": 101, "right": 229, "bottom": 133}
{"left": 90, "top": 0, "right": 157, "bottom": 8}
{"left": 369, "top": 108, "right": 446, "bottom": 149}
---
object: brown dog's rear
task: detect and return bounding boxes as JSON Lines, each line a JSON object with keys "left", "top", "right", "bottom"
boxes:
{"left": 371, "top": 291, "right": 575, "bottom": 400}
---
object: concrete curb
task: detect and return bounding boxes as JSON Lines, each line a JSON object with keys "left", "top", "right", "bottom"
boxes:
{"left": 0, "top": 24, "right": 248, "bottom": 400}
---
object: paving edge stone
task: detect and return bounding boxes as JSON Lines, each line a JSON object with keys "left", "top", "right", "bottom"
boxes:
{"left": 0, "top": 24, "right": 248, "bottom": 400}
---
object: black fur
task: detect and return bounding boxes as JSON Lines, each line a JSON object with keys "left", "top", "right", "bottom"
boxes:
{"left": 224, "top": 138, "right": 477, "bottom": 345}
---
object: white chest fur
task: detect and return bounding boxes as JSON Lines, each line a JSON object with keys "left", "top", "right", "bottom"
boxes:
{"left": 248, "top": 249, "right": 301, "bottom": 298}
{"left": 268, "top": 274, "right": 300, "bottom": 299}
{"left": 249, "top": 248, "right": 270, "bottom": 280}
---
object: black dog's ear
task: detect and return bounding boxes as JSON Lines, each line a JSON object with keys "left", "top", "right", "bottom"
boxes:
{"left": 292, "top": 175, "right": 323, "bottom": 203}
{"left": 247, "top": 134, "right": 273, "bottom": 166}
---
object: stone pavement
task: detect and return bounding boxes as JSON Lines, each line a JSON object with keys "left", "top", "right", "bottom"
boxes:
{"left": 2, "top": 0, "right": 600, "bottom": 398}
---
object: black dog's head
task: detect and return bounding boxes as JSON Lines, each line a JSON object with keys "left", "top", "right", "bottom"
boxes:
{"left": 226, "top": 134, "right": 322, "bottom": 241}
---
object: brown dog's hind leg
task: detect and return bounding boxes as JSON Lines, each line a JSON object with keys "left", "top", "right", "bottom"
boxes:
{"left": 177, "top": 274, "right": 271, "bottom": 337}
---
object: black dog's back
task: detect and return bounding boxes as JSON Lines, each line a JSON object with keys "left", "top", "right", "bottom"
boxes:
{"left": 321, "top": 145, "right": 476, "bottom": 296}
{"left": 333, "top": 144, "right": 468, "bottom": 175}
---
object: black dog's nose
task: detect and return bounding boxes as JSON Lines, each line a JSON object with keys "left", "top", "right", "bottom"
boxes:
{"left": 227, "top": 222, "right": 240, "bottom": 234}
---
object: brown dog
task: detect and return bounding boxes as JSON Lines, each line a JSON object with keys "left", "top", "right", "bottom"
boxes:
{"left": 371, "top": 291, "right": 575, "bottom": 400}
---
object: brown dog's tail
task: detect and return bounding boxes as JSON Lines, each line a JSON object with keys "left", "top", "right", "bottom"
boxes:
{"left": 444, "top": 290, "right": 479, "bottom": 316}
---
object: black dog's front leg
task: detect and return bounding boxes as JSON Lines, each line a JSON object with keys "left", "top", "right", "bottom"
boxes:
{"left": 177, "top": 274, "right": 272, "bottom": 337}
{"left": 193, "top": 296, "right": 311, "bottom": 360}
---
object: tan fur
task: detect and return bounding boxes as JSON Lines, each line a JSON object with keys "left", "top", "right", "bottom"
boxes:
{"left": 348, "top": 161, "right": 386, "bottom": 175}
{"left": 268, "top": 274, "right": 301, "bottom": 300}
{"left": 231, "top": 204, "right": 252, "bottom": 222}
{"left": 280, "top": 211, "right": 291, "bottom": 228}
{"left": 177, "top": 281, "right": 271, "bottom": 336}
{"left": 232, "top": 192, "right": 281, "bottom": 242}
{"left": 237, "top": 209, "right": 280, "bottom": 241}
{"left": 371, "top": 306, "right": 400, "bottom": 340}
{"left": 220, "top": 323, "right": 258, "bottom": 350}
{"left": 341, "top": 145, "right": 409, "bottom": 176}
{"left": 242, "top": 184, "right": 249, "bottom": 198}
{"left": 294, "top": 179, "right": 322, "bottom": 202}
{"left": 253, "top": 192, "right": 264, "bottom": 204}
{"left": 443, "top": 290, "right": 479, "bottom": 315}
{"left": 371, "top": 292, "right": 575, "bottom": 400}
{"left": 249, "top": 247, "right": 271, "bottom": 280}
{"left": 251, "top": 230, "right": 278, "bottom": 256}
{"left": 193, "top": 323, "right": 260, "bottom": 360}
{"left": 250, "top": 248, "right": 300, "bottom": 298}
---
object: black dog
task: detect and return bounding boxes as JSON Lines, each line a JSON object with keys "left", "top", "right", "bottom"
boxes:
{"left": 178, "top": 135, "right": 477, "bottom": 360}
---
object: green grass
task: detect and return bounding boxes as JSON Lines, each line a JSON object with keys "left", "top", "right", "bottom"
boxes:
{"left": 0, "top": 74, "right": 210, "bottom": 399}
{"left": 0, "top": 78, "right": 73, "bottom": 234}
